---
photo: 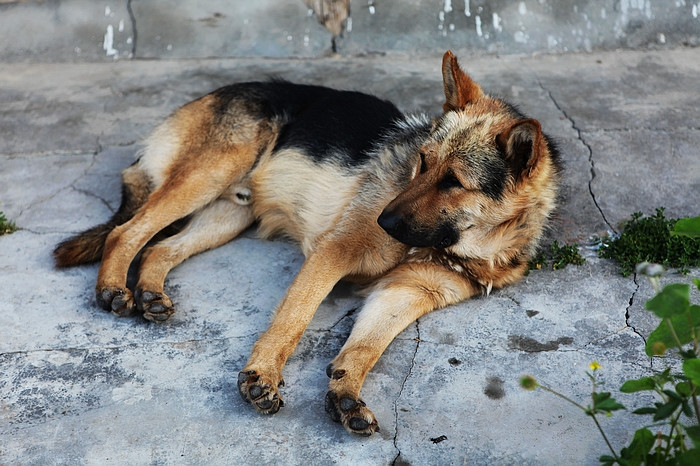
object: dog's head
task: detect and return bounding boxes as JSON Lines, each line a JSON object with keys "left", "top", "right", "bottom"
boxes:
{"left": 378, "top": 51, "right": 560, "bottom": 262}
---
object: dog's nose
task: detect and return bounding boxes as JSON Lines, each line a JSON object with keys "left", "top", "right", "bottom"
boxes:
{"left": 377, "top": 209, "right": 400, "bottom": 233}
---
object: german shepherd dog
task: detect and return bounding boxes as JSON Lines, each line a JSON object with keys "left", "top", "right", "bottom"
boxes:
{"left": 54, "top": 51, "right": 560, "bottom": 435}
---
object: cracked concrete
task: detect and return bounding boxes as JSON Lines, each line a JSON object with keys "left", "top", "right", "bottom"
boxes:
{"left": 1, "top": 49, "right": 699, "bottom": 464}
{"left": 392, "top": 322, "right": 420, "bottom": 465}
{"left": 540, "top": 83, "right": 616, "bottom": 234}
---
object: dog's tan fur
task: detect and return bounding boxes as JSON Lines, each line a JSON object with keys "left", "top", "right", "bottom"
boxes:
{"left": 54, "top": 51, "right": 560, "bottom": 435}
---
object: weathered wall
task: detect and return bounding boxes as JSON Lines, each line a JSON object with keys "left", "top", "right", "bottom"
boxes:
{"left": 339, "top": 0, "right": 700, "bottom": 55}
{"left": 0, "top": 0, "right": 698, "bottom": 62}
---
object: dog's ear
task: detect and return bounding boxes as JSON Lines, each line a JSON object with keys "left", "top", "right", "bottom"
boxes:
{"left": 496, "top": 119, "right": 545, "bottom": 180}
{"left": 442, "top": 50, "right": 483, "bottom": 112}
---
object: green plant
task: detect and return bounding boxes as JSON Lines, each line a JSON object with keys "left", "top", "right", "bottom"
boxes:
{"left": 521, "top": 216, "right": 700, "bottom": 465}
{"left": 0, "top": 211, "right": 17, "bottom": 235}
{"left": 527, "top": 240, "right": 585, "bottom": 272}
{"left": 551, "top": 240, "right": 586, "bottom": 270}
{"left": 598, "top": 209, "right": 700, "bottom": 276}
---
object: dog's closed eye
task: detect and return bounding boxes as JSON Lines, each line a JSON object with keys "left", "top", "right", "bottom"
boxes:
{"left": 438, "top": 172, "right": 463, "bottom": 190}
{"left": 419, "top": 151, "right": 428, "bottom": 173}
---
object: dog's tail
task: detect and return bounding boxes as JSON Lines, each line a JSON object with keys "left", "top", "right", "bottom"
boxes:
{"left": 53, "top": 164, "right": 150, "bottom": 268}
{"left": 53, "top": 219, "right": 120, "bottom": 267}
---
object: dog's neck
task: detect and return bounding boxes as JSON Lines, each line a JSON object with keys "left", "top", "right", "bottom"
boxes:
{"left": 404, "top": 246, "right": 529, "bottom": 295}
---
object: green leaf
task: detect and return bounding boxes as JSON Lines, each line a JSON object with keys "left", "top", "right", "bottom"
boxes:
{"left": 645, "top": 283, "right": 690, "bottom": 318}
{"left": 676, "top": 381, "right": 692, "bottom": 397}
{"left": 632, "top": 407, "right": 657, "bottom": 415}
{"left": 657, "top": 368, "right": 675, "bottom": 385}
{"left": 653, "top": 399, "right": 681, "bottom": 421}
{"left": 672, "top": 216, "right": 700, "bottom": 239}
{"left": 593, "top": 392, "right": 626, "bottom": 412}
{"left": 677, "top": 449, "right": 700, "bottom": 466}
{"left": 683, "top": 359, "right": 700, "bottom": 386}
{"left": 646, "top": 305, "right": 700, "bottom": 357}
{"left": 620, "top": 377, "right": 656, "bottom": 393}
{"left": 682, "top": 400, "right": 694, "bottom": 418}
{"left": 685, "top": 425, "right": 700, "bottom": 448}
{"left": 620, "top": 428, "right": 655, "bottom": 465}
{"left": 662, "top": 389, "right": 683, "bottom": 401}
{"left": 693, "top": 278, "right": 700, "bottom": 291}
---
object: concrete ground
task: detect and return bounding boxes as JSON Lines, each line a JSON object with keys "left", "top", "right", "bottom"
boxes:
{"left": 1, "top": 48, "right": 699, "bottom": 464}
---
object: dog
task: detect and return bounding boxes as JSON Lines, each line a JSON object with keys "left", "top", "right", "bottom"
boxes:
{"left": 54, "top": 51, "right": 560, "bottom": 435}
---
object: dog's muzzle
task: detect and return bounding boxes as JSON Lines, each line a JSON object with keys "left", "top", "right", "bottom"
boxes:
{"left": 377, "top": 209, "right": 459, "bottom": 249}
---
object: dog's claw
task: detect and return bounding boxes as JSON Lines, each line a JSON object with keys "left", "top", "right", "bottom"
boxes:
{"left": 238, "top": 369, "right": 284, "bottom": 415}
{"left": 96, "top": 287, "right": 135, "bottom": 317}
{"left": 135, "top": 288, "right": 175, "bottom": 322}
{"left": 325, "top": 390, "right": 379, "bottom": 436}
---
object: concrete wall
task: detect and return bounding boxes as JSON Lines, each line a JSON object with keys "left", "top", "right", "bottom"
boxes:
{"left": 0, "top": 0, "right": 698, "bottom": 62}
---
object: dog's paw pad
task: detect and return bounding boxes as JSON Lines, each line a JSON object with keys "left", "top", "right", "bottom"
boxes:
{"left": 325, "top": 390, "right": 379, "bottom": 436}
{"left": 96, "top": 287, "right": 135, "bottom": 317}
{"left": 135, "top": 288, "right": 174, "bottom": 322}
{"left": 237, "top": 370, "right": 285, "bottom": 415}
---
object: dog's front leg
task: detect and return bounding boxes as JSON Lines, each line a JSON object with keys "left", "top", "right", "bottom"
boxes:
{"left": 237, "top": 244, "right": 353, "bottom": 414}
{"left": 324, "top": 262, "right": 478, "bottom": 435}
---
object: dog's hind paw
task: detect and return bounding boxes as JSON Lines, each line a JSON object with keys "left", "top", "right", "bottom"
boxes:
{"left": 135, "top": 288, "right": 174, "bottom": 322}
{"left": 96, "top": 287, "right": 136, "bottom": 317}
{"left": 237, "top": 369, "right": 285, "bottom": 414}
{"left": 325, "top": 390, "right": 379, "bottom": 436}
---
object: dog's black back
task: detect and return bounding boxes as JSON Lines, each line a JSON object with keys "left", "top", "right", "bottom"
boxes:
{"left": 212, "top": 81, "right": 403, "bottom": 167}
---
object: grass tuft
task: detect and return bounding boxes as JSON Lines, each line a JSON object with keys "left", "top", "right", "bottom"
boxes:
{"left": 0, "top": 211, "right": 17, "bottom": 236}
{"left": 598, "top": 208, "right": 700, "bottom": 276}
{"left": 528, "top": 240, "right": 585, "bottom": 272}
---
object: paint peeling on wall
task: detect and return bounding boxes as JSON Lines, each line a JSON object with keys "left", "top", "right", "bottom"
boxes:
{"left": 2, "top": 0, "right": 696, "bottom": 62}
{"left": 103, "top": 24, "right": 118, "bottom": 57}
{"left": 360, "top": 0, "right": 699, "bottom": 55}
{"left": 101, "top": 3, "right": 132, "bottom": 59}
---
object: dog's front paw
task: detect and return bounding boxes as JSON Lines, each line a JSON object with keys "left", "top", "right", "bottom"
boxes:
{"left": 325, "top": 390, "right": 379, "bottom": 436}
{"left": 135, "top": 288, "right": 174, "bottom": 322}
{"left": 237, "top": 369, "right": 285, "bottom": 414}
{"left": 96, "top": 287, "right": 135, "bottom": 317}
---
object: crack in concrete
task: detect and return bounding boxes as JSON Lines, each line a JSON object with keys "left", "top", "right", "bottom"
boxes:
{"left": 13, "top": 149, "right": 100, "bottom": 223}
{"left": 595, "top": 126, "right": 700, "bottom": 133}
{"left": 328, "top": 307, "right": 357, "bottom": 332}
{"left": 581, "top": 326, "right": 636, "bottom": 349}
{"left": 0, "top": 333, "right": 259, "bottom": 358}
{"left": 392, "top": 320, "right": 420, "bottom": 466}
{"left": 1, "top": 148, "right": 95, "bottom": 158}
{"left": 126, "top": 0, "right": 138, "bottom": 57}
{"left": 537, "top": 80, "right": 616, "bottom": 234}
{"left": 502, "top": 293, "right": 522, "bottom": 308}
{"left": 70, "top": 185, "right": 115, "bottom": 214}
{"left": 625, "top": 274, "right": 646, "bottom": 343}
{"left": 63, "top": 150, "right": 116, "bottom": 213}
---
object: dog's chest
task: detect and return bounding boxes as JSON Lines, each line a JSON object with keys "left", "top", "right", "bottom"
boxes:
{"left": 246, "top": 148, "right": 363, "bottom": 254}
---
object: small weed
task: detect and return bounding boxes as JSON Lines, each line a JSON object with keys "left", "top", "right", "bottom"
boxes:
{"left": 527, "top": 250, "right": 547, "bottom": 271}
{"left": 528, "top": 241, "right": 585, "bottom": 272}
{"left": 551, "top": 240, "right": 586, "bottom": 270}
{"left": 0, "top": 211, "right": 17, "bottom": 236}
{"left": 598, "top": 208, "right": 700, "bottom": 276}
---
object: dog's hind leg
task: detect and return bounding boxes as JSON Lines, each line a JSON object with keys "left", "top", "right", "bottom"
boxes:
{"left": 95, "top": 92, "right": 276, "bottom": 317}
{"left": 96, "top": 151, "right": 257, "bottom": 316}
{"left": 134, "top": 197, "right": 255, "bottom": 322}
{"left": 324, "top": 262, "right": 477, "bottom": 435}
